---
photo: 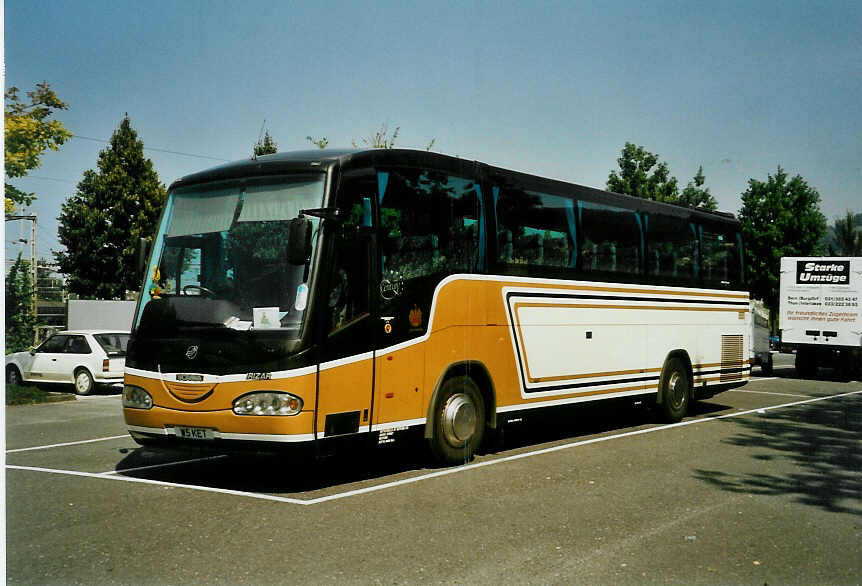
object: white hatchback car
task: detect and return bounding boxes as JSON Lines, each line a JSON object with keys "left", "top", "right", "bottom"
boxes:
{"left": 5, "top": 330, "right": 130, "bottom": 395}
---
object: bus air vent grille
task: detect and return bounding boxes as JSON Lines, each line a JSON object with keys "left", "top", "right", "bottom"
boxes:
{"left": 720, "top": 335, "right": 744, "bottom": 382}
{"left": 165, "top": 382, "right": 216, "bottom": 403}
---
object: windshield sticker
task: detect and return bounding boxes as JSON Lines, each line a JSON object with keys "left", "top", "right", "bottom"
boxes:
{"left": 295, "top": 283, "right": 309, "bottom": 311}
{"left": 224, "top": 316, "right": 252, "bottom": 331}
{"left": 409, "top": 304, "right": 423, "bottom": 329}
{"left": 253, "top": 307, "right": 280, "bottom": 329}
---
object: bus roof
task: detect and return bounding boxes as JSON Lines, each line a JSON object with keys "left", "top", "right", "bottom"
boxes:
{"left": 170, "top": 148, "right": 738, "bottom": 225}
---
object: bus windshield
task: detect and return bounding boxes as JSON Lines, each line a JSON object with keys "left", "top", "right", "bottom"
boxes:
{"left": 135, "top": 174, "right": 324, "bottom": 339}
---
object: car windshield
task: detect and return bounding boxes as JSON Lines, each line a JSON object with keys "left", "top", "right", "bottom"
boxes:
{"left": 134, "top": 174, "right": 324, "bottom": 337}
{"left": 93, "top": 333, "right": 130, "bottom": 355}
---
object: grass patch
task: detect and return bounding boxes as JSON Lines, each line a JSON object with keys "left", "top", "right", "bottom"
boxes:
{"left": 5, "top": 384, "right": 76, "bottom": 406}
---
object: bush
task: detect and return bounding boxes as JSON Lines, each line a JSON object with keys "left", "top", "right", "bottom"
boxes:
{"left": 5, "top": 384, "right": 75, "bottom": 406}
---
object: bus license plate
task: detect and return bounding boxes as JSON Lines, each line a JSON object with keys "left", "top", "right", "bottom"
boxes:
{"left": 174, "top": 426, "right": 216, "bottom": 440}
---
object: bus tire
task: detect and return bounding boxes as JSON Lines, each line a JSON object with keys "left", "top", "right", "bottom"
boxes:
{"left": 659, "top": 357, "right": 690, "bottom": 423}
{"left": 427, "top": 376, "right": 485, "bottom": 466}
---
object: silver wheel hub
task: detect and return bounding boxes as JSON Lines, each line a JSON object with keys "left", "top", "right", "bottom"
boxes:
{"left": 442, "top": 393, "right": 477, "bottom": 447}
{"left": 76, "top": 372, "right": 90, "bottom": 392}
{"left": 668, "top": 372, "right": 685, "bottom": 407}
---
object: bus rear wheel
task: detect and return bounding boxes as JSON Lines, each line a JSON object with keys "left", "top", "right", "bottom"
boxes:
{"left": 659, "top": 357, "right": 690, "bottom": 423}
{"left": 428, "top": 376, "right": 485, "bottom": 466}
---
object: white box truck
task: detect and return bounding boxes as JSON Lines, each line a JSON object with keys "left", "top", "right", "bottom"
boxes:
{"left": 779, "top": 257, "right": 862, "bottom": 377}
{"left": 66, "top": 300, "right": 135, "bottom": 331}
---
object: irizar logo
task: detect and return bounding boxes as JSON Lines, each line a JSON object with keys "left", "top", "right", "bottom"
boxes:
{"left": 796, "top": 261, "right": 850, "bottom": 284}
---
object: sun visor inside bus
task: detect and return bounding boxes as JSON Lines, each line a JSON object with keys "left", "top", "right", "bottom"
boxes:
{"left": 238, "top": 182, "right": 321, "bottom": 223}
{"left": 167, "top": 190, "right": 240, "bottom": 237}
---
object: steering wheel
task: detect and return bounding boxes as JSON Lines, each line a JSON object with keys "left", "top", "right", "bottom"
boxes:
{"left": 182, "top": 284, "right": 216, "bottom": 297}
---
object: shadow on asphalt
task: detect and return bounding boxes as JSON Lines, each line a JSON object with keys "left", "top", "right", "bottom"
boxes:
{"left": 694, "top": 392, "right": 862, "bottom": 516}
{"left": 113, "top": 397, "right": 735, "bottom": 496}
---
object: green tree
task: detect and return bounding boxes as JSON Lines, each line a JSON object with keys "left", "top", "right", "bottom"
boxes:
{"left": 4, "top": 82, "right": 72, "bottom": 214}
{"left": 308, "top": 122, "right": 435, "bottom": 151}
{"left": 353, "top": 122, "right": 400, "bottom": 149}
{"left": 739, "top": 167, "right": 827, "bottom": 313}
{"left": 607, "top": 143, "right": 717, "bottom": 210}
{"left": 607, "top": 142, "right": 679, "bottom": 204}
{"left": 678, "top": 166, "right": 718, "bottom": 210}
{"left": 828, "top": 211, "right": 862, "bottom": 256}
{"left": 306, "top": 135, "right": 329, "bottom": 149}
{"left": 253, "top": 130, "right": 278, "bottom": 157}
{"left": 56, "top": 115, "right": 166, "bottom": 298}
{"left": 5, "top": 254, "right": 36, "bottom": 352}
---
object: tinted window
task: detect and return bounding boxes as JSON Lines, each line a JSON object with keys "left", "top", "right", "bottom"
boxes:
{"left": 378, "top": 168, "right": 481, "bottom": 281}
{"left": 647, "top": 215, "right": 698, "bottom": 280}
{"left": 93, "top": 333, "right": 130, "bottom": 355}
{"left": 580, "top": 201, "right": 643, "bottom": 275}
{"left": 701, "top": 225, "right": 742, "bottom": 287}
{"left": 38, "top": 335, "right": 67, "bottom": 353}
{"left": 328, "top": 172, "right": 374, "bottom": 334}
{"left": 495, "top": 187, "right": 576, "bottom": 268}
{"left": 65, "top": 335, "right": 91, "bottom": 354}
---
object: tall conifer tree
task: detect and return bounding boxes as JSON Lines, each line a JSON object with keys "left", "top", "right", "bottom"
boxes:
{"left": 5, "top": 254, "right": 36, "bottom": 351}
{"left": 56, "top": 115, "right": 166, "bottom": 298}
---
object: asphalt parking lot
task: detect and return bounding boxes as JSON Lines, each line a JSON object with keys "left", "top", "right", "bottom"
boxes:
{"left": 5, "top": 355, "right": 862, "bottom": 585}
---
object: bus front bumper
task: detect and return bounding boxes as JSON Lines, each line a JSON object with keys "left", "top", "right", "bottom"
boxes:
{"left": 124, "top": 407, "right": 316, "bottom": 452}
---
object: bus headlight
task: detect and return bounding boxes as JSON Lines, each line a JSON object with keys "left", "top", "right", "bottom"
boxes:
{"left": 123, "top": 385, "right": 153, "bottom": 410}
{"left": 233, "top": 392, "right": 303, "bottom": 416}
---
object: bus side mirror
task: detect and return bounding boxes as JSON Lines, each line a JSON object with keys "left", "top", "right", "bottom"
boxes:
{"left": 288, "top": 217, "right": 313, "bottom": 265}
{"left": 136, "top": 238, "right": 150, "bottom": 281}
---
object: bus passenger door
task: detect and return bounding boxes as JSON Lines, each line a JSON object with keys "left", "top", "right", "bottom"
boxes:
{"left": 315, "top": 172, "right": 377, "bottom": 440}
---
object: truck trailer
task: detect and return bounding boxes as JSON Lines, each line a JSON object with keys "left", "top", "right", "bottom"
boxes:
{"left": 779, "top": 257, "right": 862, "bottom": 377}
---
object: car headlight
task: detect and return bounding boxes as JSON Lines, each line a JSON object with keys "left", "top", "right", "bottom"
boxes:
{"left": 123, "top": 384, "right": 153, "bottom": 410}
{"left": 233, "top": 391, "right": 303, "bottom": 416}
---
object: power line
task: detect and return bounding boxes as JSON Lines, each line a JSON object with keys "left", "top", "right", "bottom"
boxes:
{"left": 71, "top": 134, "right": 231, "bottom": 162}
{"left": 16, "top": 175, "right": 77, "bottom": 185}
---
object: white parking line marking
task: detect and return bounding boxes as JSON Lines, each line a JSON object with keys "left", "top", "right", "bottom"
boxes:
{"left": 6, "top": 434, "right": 132, "bottom": 454}
{"left": 728, "top": 389, "right": 810, "bottom": 398}
{"left": 6, "top": 388, "right": 862, "bottom": 506}
{"left": 5, "top": 464, "right": 311, "bottom": 505}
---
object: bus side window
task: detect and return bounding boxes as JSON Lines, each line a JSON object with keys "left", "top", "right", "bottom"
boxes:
{"left": 378, "top": 168, "right": 481, "bottom": 280}
{"left": 495, "top": 187, "right": 576, "bottom": 269}
{"left": 700, "top": 225, "right": 741, "bottom": 287}
{"left": 329, "top": 172, "right": 375, "bottom": 334}
{"left": 579, "top": 201, "right": 643, "bottom": 275}
{"left": 647, "top": 214, "right": 697, "bottom": 280}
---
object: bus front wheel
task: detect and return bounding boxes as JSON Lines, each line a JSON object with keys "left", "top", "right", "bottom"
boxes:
{"left": 428, "top": 376, "right": 485, "bottom": 466}
{"left": 659, "top": 357, "right": 690, "bottom": 423}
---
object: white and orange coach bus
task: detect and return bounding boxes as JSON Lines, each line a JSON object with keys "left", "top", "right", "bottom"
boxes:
{"left": 123, "top": 149, "right": 750, "bottom": 464}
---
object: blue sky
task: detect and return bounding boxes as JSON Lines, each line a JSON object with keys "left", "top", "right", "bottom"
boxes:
{"left": 5, "top": 0, "right": 861, "bottom": 264}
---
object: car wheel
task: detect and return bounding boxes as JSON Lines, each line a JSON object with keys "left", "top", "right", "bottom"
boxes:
{"left": 6, "top": 365, "right": 22, "bottom": 386}
{"left": 659, "top": 357, "right": 690, "bottom": 423}
{"left": 74, "top": 368, "right": 94, "bottom": 395}
{"left": 427, "top": 376, "right": 485, "bottom": 466}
